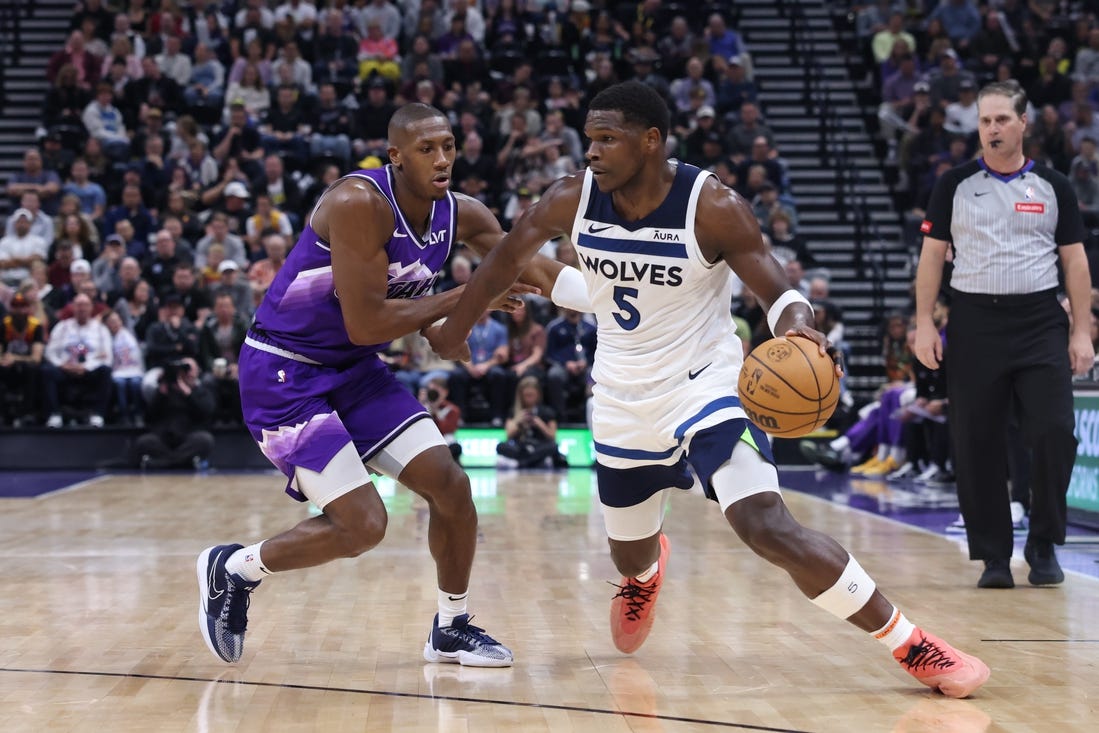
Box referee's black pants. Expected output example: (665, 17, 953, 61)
(946, 289, 1077, 561)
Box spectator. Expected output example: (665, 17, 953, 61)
(247, 231, 289, 297)
(495, 375, 568, 469)
(43, 64, 93, 147)
(47, 30, 101, 90)
(309, 83, 353, 167)
(114, 277, 156, 340)
(195, 212, 248, 270)
(726, 101, 775, 163)
(448, 310, 510, 426)
(82, 83, 131, 162)
(145, 229, 192, 293)
(926, 0, 982, 51)
(183, 43, 226, 121)
(43, 293, 112, 428)
(6, 150, 63, 216)
(0, 292, 46, 426)
(872, 12, 916, 64)
(56, 277, 110, 321)
(669, 56, 715, 114)
(132, 358, 215, 470)
(156, 33, 192, 87)
(102, 184, 155, 254)
(104, 309, 144, 425)
(224, 62, 271, 119)
(0, 209, 49, 288)
(259, 84, 312, 169)
(211, 259, 254, 321)
(63, 159, 108, 221)
(144, 292, 199, 369)
(312, 9, 359, 91)
(418, 375, 463, 462)
(91, 234, 127, 298)
(198, 292, 246, 425)
(358, 19, 401, 82)
(163, 265, 213, 325)
(246, 190, 291, 253)
(251, 154, 302, 217)
(544, 306, 596, 424)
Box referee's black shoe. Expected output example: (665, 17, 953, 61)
(977, 559, 1014, 589)
(1024, 540, 1064, 586)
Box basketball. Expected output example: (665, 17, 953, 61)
(738, 337, 839, 438)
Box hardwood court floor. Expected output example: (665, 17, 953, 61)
(1, 468, 1097, 732)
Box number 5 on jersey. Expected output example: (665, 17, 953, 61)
(612, 286, 641, 330)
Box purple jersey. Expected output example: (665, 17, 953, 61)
(250, 165, 456, 365)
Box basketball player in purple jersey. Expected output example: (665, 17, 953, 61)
(196, 103, 592, 666)
(427, 81, 989, 696)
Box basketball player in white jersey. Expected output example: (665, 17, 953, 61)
(426, 81, 989, 697)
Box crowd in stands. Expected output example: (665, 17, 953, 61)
(859, 0, 1099, 267)
(2, 0, 833, 441)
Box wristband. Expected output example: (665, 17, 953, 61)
(767, 289, 813, 336)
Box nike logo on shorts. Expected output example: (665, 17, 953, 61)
(688, 363, 712, 380)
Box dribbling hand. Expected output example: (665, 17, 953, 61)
(784, 327, 845, 379)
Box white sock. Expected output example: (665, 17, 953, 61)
(872, 607, 916, 652)
(889, 446, 906, 463)
(829, 436, 850, 452)
(438, 589, 468, 627)
(875, 444, 890, 461)
(634, 560, 659, 583)
(225, 542, 271, 582)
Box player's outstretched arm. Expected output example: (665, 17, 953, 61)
(321, 179, 469, 345)
(427, 176, 584, 360)
(455, 192, 588, 307)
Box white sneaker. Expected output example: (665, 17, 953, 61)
(914, 464, 943, 483)
(46, 414, 63, 429)
(886, 461, 916, 481)
(946, 513, 966, 533)
(88, 414, 105, 428)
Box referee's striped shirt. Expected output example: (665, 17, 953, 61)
(920, 158, 1085, 294)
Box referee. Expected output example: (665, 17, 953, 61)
(913, 80, 1095, 589)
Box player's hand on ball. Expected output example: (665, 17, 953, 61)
(423, 323, 471, 362)
(784, 327, 844, 378)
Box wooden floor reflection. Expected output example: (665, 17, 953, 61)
(1, 468, 1096, 732)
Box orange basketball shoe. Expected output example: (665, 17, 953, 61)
(894, 628, 990, 698)
(610, 534, 670, 654)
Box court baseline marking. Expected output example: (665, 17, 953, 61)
(0, 666, 814, 732)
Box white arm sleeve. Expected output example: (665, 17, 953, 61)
(550, 266, 594, 313)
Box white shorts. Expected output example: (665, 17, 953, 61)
(295, 419, 447, 509)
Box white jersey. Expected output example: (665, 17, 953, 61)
(569, 161, 743, 393)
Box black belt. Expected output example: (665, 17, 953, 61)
(950, 287, 1058, 306)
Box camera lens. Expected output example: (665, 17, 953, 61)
(426, 388, 440, 402)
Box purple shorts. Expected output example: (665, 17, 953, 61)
(239, 343, 429, 501)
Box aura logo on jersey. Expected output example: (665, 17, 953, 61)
(577, 253, 684, 286)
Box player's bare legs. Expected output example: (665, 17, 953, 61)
(726, 491, 989, 697)
(724, 492, 893, 629)
(398, 445, 478, 593)
(608, 535, 661, 578)
(258, 485, 389, 571)
(399, 445, 512, 666)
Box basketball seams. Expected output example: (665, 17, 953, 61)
(745, 352, 818, 403)
(738, 337, 839, 438)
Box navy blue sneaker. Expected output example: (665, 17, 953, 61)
(423, 613, 513, 667)
(197, 544, 261, 663)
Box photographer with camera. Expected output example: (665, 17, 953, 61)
(133, 357, 216, 470)
(418, 376, 462, 463)
(496, 376, 569, 469)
